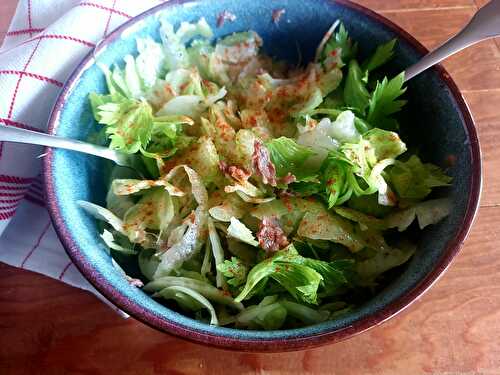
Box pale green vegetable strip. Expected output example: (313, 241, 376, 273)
(156, 286, 219, 325)
(144, 276, 244, 310)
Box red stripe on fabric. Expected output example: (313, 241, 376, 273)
(27, 188, 44, 199)
(37, 34, 95, 48)
(7, 38, 42, 119)
(58, 262, 73, 280)
(26, 187, 44, 200)
(0, 210, 16, 220)
(0, 202, 20, 211)
(6, 28, 44, 37)
(0, 118, 39, 131)
(79, 2, 132, 18)
(25, 194, 45, 207)
(30, 178, 43, 189)
(21, 220, 51, 267)
(0, 70, 63, 87)
(30, 181, 43, 191)
(0, 185, 28, 191)
(0, 197, 23, 204)
(28, 185, 44, 196)
(0, 191, 26, 197)
(27, 0, 33, 34)
(0, 175, 33, 184)
(103, 0, 118, 37)
(9, 34, 95, 51)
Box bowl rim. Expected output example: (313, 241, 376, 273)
(43, 0, 482, 352)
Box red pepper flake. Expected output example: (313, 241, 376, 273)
(252, 140, 278, 186)
(445, 154, 457, 167)
(280, 173, 296, 185)
(272, 8, 286, 25)
(278, 189, 295, 198)
(164, 84, 175, 96)
(219, 161, 251, 184)
(268, 108, 286, 123)
(217, 10, 237, 28)
(184, 211, 196, 224)
(179, 81, 189, 93)
(249, 116, 257, 126)
(326, 178, 337, 186)
(257, 216, 289, 253)
(282, 195, 293, 212)
(387, 190, 398, 205)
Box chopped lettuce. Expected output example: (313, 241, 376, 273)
(362, 39, 397, 73)
(154, 167, 208, 277)
(388, 155, 452, 200)
(156, 285, 219, 325)
(159, 17, 213, 71)
(235, 251, 323, 305)
(367, 72, 406, 130)
(385, 198, 451, 231)
(101, 229, 137, 255)
(236, 296, 288, 330)
(297, 210, 365, 252)
(227, 217, 259, 247)
(266, 137, 315, 179)
(207, 218, 226, 288)
(281, 300, 330, 325)
(216, 256, 248, 287)
(320, 128, 406, 207)
(236, 245, 353, 305)
(357, 241, 416, 283)
(144, 276, 243, 310)
(94, 98, 153, 154)
(321, 22, 358, 64)
(344, 60, 370, 114)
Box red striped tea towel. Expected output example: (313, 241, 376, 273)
(0, 0, 164, 308)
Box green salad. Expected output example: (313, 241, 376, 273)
(80, 18, 452, 329)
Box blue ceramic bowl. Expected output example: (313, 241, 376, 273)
(44, 0, 481, 351)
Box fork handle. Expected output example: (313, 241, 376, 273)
(0, 124, 120, 163)
(405, 0, 500, 81)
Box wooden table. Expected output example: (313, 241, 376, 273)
(1, 1, 500, 374)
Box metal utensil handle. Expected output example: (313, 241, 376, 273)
(405, 0, 500, 81)
(0, 124, 119, 163)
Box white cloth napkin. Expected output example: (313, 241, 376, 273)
(0, 0, 165, 307)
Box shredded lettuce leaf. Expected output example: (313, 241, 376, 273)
(362, 39, 397, 73)
(367, 72, 406, 130)
(216, 256, 248, 287)
(344, 60, 370, 114)
(227, 217, 259, 247)
(321, 22, 358, 64)
(266, 137, 315, 179)
(388, 155, 452, 200)
(144, 276, 243, 310)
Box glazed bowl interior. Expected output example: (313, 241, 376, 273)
(44, 0, 481, 351)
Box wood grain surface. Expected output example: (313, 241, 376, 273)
(1, 1, 500, 374)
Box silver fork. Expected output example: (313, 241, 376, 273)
(405, 0, 500, 81)
(0, 124, 136, 168)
